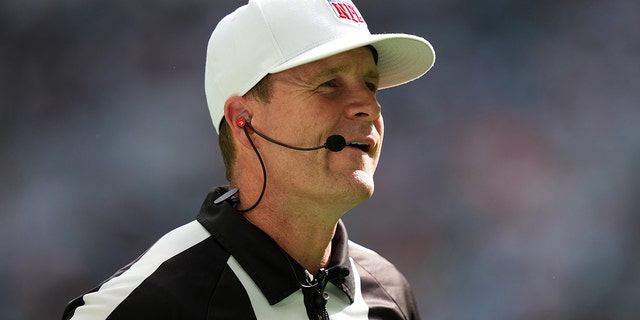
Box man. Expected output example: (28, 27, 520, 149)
(63, 0, 434, 319)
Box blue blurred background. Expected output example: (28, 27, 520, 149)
(2, 0, 639, 319)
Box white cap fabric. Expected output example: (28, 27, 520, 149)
(205, 0, 435, 133)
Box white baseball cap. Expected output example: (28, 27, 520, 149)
(205, 0, 435, 133)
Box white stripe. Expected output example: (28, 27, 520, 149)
(327, 258, 369, 320)
(227, 256, 369, 319)
(69, 220, 211, 320)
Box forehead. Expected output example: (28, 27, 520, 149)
(274, 47, 379, 81)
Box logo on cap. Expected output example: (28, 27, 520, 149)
(327, 0, 366, 25)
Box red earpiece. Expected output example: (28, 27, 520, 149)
(237, 116, 248, 128)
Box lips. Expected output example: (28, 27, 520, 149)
(346, 141, 371, 152)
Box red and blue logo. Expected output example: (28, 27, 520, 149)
(327, 0, 366, 24)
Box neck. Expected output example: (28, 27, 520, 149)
(243, 205, 339, 275)
(232, 153, 349, 274)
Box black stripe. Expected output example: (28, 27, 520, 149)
(106, 237, 231, 319)
(207, 265, 257, 319)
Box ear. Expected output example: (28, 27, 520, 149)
(223, 96, 254, 150)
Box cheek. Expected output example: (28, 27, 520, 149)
(289, 101, 331, 128)
(262, 105, 313, 137)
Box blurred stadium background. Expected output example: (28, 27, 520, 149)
(1, 0, 639, 319)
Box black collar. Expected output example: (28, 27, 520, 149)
(197, 187, 356, 305)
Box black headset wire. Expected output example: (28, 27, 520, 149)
(245, 121, 325, 151)
(237, 125, 267, 213)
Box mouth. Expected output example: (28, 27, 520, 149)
(347, 141, 371, 152)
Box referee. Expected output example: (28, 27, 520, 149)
(63, 0, 435, 319)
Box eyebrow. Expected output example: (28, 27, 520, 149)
(307, 64, 380, 83)
(311, 65, 349, 81)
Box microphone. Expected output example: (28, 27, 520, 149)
(325, 135, 347, 152)
(238, 116, 346, 152)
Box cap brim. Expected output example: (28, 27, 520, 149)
(269, 33, 435, 89)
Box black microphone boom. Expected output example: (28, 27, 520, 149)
(246, 122, 346, 152)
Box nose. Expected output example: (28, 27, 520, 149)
(344, 85, 381, 121)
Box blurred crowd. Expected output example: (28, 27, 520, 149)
(1, 0, 639, 319)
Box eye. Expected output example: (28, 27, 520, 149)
(365, 81, 378, 92)
(321, 79, 339, 88)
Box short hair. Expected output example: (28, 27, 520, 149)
(218, 74, 273, 181)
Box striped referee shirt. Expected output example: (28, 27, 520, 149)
(63, 187, 420, 319)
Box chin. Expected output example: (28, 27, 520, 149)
(322, 170, 375, 209)
(349, 171, 376, 199)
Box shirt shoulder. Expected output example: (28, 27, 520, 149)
(348, 241, 420, 320)
(64, 220, 252, 319)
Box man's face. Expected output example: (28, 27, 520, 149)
(248, 47, 383, 210)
